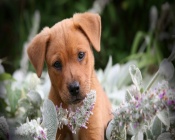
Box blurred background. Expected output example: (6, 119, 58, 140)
(0, 0, 175, 74)
(0, 1, 175, 139)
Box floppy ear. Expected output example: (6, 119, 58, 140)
(27, 27, 50, 77)
(73, 12, 101, 52)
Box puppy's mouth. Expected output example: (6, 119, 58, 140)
(72, 97, 84, 105)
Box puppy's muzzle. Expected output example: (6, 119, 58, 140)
(68, 81, 80, 96)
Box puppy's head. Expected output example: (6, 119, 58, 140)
(27, 12, 101, 105)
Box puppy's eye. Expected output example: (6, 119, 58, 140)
(53, 61, 62, 70)
(78, 52, 85, 61)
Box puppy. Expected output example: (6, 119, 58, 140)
(27, 12, 113, 140)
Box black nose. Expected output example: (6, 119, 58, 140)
(68, 81, 80, 96)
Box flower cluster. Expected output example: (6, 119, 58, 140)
(155, 81, 175, 110)
(14, 90, 96, 139)
(109, 80, 175, 139)
(56, 90, 96, 134)
(15, 118, 47, 140)
(56, 103, 69, 129)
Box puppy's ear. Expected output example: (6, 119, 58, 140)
(27, 27, 50, 77)
(73, 12, 101, 52)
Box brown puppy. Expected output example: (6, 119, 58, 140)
(27, 12, 113, 140)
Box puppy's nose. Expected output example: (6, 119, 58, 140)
(68, 81, 80, 96)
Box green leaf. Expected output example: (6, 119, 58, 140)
(145, 129, 153, 140)
(131, 31, 146, 54)
(168, 46, 175, 61)
(108, 4, 117, 23)
(18, 98, 31, 109)
(0, 98, 7, 115)
(157, 110, 170, 130)
(169, 111, 175, 125)
(6, 85, 21, 115)
(27, 90, 42, 108)
(0, 73, 14, 81)
(131, 131, 143, 140)
(157, 132, 172, 140)
(42, 99, 58, 140)
(151, 116, 162, 139)
(122, 53, 143, 63)
(138, 53, 157, 68)
(154, 40, 163, 63)
(125, 90, 133, 102)
(26, 106, 38, 119)
(106, 119, 114, 140)
(74, 3, 87, 12)
(129, 65, 142, 91)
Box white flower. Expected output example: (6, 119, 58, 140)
(27, 73, 41, 90)
(69, 90, 96, 133)
(56, 90, 96, 134)
(108, 80, 174, 140)
(15, 117, 47, 140)
(56, 103, 69, 129)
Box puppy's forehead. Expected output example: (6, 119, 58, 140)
(49, 19, 90, 53)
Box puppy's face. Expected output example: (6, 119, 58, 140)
(46, 21, 94, 104)
(27, 13, 101, 105)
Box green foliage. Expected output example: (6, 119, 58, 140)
(42, 99, 58, 140)
(6, 84, 21, 116)
(0, 73, 14, 81)
(0, 72, 43, 121)
(151, 117, 162, 139)
(18, 91, 43, 120)
(27, 90, 42, 108)
(1, 0, 175, 72)
(0, 98, 7, 117)
(122, 29, 162, 69)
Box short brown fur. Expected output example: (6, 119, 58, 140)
(27, 12, 113, 140)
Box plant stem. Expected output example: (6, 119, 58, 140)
(144, 71, 159, 92)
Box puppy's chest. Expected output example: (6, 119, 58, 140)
(65, 130, 79, 140)
(72, 130, 79, 140)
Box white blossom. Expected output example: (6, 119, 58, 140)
(15, 118, 47, 140)
(56, 90, 96, 134)
(108, 80, 175, 140)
